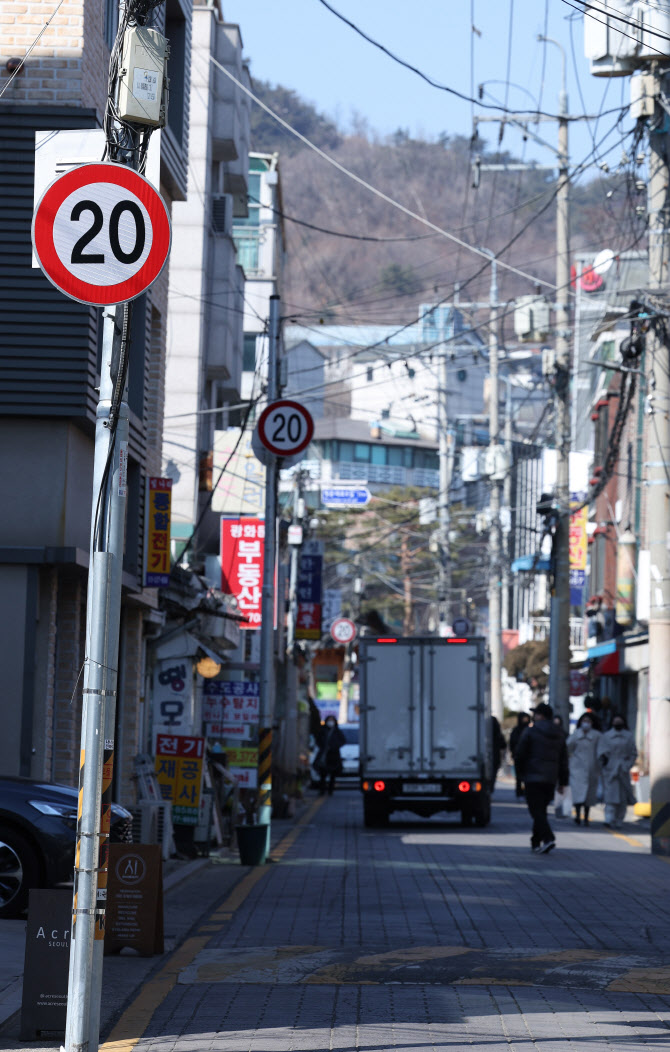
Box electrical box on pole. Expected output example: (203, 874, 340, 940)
(117, 26, 169, 127)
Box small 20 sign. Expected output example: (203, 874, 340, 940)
(257, 399, 314, 457)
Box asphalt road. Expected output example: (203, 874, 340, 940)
(3, 782, 670, 1051)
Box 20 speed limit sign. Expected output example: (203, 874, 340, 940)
(32, 162, 171, 306)
(330, 618, 357, 645)
(257, 399, 314, 457)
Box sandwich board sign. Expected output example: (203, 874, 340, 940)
(32, 161, 171, 305)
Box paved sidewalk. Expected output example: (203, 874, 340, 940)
(0, 807, 305, 1048)
(5, 788, 670, 1050)
(108, 785, 670, 1051)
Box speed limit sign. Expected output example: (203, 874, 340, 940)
(31, 162, 171, 306)
(257, 399, 314, 457)
(330, 618, 357, 645)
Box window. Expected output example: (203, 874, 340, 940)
(366, 366, 374, 382)
(243, 334, 257, 373)
(165, 0, 186, 146)
(237, 173, 262, 227)
(371, 445, 386, 465)
(338, 441, 353, 461)
(354, 443, 370, 462)
(387, 447, 404, 466)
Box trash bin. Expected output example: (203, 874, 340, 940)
(235, 823, 269, 866)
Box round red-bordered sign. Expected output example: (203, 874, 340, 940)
(32, 162, 171, 306)
(257, 399, 314, 457)
(330, 617, 357, 645)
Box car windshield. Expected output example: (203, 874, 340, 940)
(342, 727, 359, 745)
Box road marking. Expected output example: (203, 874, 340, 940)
(101, 796, 325, 1052)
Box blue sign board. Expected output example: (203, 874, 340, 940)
(321, 486, 371, 507)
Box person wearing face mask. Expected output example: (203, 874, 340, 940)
(567, 712, 601, 826)
(314, 716, 346, 796)
(596, 715, 637, 828)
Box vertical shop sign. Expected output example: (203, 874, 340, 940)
(569, 501, 588, 606)
(296, 542, 323, 640)
(220, 518, 265, 628)
(154, 734, 205, 825)
(153, 658, 193, 736)
(144, 478, 173, 587)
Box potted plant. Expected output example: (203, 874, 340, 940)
(235, 790, 269, 866)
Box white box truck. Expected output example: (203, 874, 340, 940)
(359, 636, 491, 827)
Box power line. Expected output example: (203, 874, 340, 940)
(210, 54, 558, 291)
(314, 0, 603, 121)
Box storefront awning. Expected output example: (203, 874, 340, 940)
(585, 638, 617, 659)
(511, 553, 551, 573)
(592, 649, 620, 677)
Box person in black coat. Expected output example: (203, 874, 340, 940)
(314, 716, 346, 795)
(514, 702, 569, 854)
(490, 716, 507, 792)
(509, 713, 531, 797)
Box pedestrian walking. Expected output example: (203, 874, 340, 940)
(567, 712, 601, 826)
(597, 715, 637, 828)
(314, 716, 346, 795)
(490, 715, 506, 792)
(513, 702, 569, 854)
(509, 712, 531, 797)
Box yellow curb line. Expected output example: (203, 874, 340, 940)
(101, 796, 325, 1052)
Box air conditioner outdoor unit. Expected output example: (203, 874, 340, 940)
(130, 802, 175, 860)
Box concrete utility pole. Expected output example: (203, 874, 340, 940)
(646, 68, 670, 857)
(502, 378, 513, 630)
(483, 250, 503, 722)
(258, 295, 281, 838)
(548, 37, 572, 728)
(437, 346, 453, 634)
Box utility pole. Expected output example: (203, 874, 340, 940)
(646, 67, 670, 857)
(474, 38, 572, 726)
(437, 345, 453, 633)
(549, 39, 572, 728)
(258, 294, 281, 838)
(483, 250, 503, 722)
(502, 378, 513, 630)
(64, 4, 168, 1047)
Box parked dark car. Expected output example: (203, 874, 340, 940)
(0, 776, 133, 918)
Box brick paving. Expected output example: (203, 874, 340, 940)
(122, 784, 670, 1051)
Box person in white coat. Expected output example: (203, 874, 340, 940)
(567, 713, 601, 826)
(596, 716, 637, 828)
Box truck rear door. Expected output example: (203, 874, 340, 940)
(424, 641, 482, 775)
(361, 640, 419, 773)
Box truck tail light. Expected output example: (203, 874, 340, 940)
(362, 780, 370, 791)
(374, 780, 386, 792)
(458, 781, 471, 793)
(376, 638, 397, 643)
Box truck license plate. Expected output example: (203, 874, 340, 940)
(403, 783, 440, 794)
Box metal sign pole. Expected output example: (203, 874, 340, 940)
(64, 304, 129, 1052)
(258, 296, 281, 837)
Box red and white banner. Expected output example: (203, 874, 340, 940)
(220, 518, 265, 629)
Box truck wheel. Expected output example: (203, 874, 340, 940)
(474, 792, 492, 827)
(363, 796, 388, 828)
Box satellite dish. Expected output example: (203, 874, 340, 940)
(593, 249, 615, 276)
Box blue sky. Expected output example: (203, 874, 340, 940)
(222, 0, 633, 179)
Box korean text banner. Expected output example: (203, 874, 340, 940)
(220, 518, 265, 629)
(154, 734, 204, 826)
(144, 477, 172, 587)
